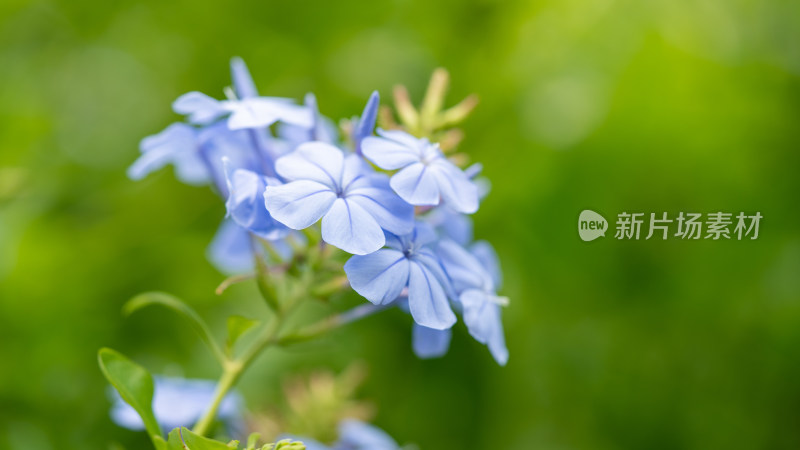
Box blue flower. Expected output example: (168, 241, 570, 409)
(361, 129, 479, 213)
(288, 419, 400, 450)
(109, 376, 242, 433)
(207, 220, 256, 274)
(229, 56, 259, 100)
(276, 93, 339, 150)
(344, 223, 456, 330)
(412, 323, 452, 358)
(265, 142, 413, 255)
(128, 123, 208, 185)
(224, 166, 288, 240)
(437, 239, 508, 365)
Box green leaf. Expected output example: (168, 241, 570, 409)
(245, 433, 261, 450)
(263, 440, 305, 450)
(166, 427, 238, 449)
(125, 292, 226, 365)
(226, 315, 260, 356)
(97, 348, 163, 442)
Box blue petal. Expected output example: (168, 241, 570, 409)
(407, 260, 456, 330)
(390, 162, 440, 206)
(437, 239, 492, 293)
(470, 240, 503, 290)
(412, 324, 452, 359)
(225, 169, 287, 240)
(344, 249, 409, 305)
(274, 141, 344, 189)
(460, 289, 508, 365)
(345, 174, 414, 236)
(129, 123, 207, 184)
(425, 207, 473, 245)
(429, 159, 479, 214)
(362, 133, 421, 170)
(321, 198, 385, 255)
(265, 180, 336, 229)
(172, 92, 226, 124)
(353, 91, 380, 154)
(341, 153, 373, 188)
(229, 57, 258, 99)
(226, 97, 309, 130)
(338, 419, 399, 450)
(206, 220, 254, 274)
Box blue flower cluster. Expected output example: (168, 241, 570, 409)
(131, 58, 508, 365)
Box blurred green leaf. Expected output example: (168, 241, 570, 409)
(226, 315, 259, 356)
(124, 292, 226, 365)
(166, 427, 237, 449)
(97, 348, 163, 444)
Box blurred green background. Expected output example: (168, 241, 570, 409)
(2, 0, 800, 448)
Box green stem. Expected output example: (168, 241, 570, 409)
(192, 317, 283, 436)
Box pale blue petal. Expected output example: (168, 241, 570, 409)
(129, 123, 206, 183)
(321, 198, 385, 255)
(412, 324, 452, 359)
(437, 239, 492, 293)
(407, 260, 456, 330)
(341, 154, 373, 188)
(274, 141, 344, 188)
(460, 289, 508, 365)
(338, 419, 399, 450)
(230, 57, 258, 99)
(377, 128, 424, 148)
(265, 180, 335, 230)
(390, 162, 440, 206)
(429, 159, 479, 214)
(344, 249, 409, 305)
(471, 240, 503, 289)
(225, 169, 287, 240)
(362, 135, 421, 170)
(173, 91, 226, 124)
(206, 220, 254, 274)
(346, 174, 414, 236)
(414, 247, 458, 300)
(353, 91, 379, 154)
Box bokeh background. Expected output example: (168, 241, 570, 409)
(2, 0, 800, 448)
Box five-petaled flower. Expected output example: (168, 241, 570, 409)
(265, 142, 414, 255)
(361, 129, 479, 213)
(344, 223, 456, 330)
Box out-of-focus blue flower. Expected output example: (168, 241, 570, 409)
(412, 323, 452, 358)
(224, 166, 288, 240)
(277, 93, 339, 150)
(423, 206, 474, 246)
(230, 56, 259, 100)
(109, 376, 242, 433)
(207, 220, 255, 274)
(288, 419, 400, 450)
(173, 92, 312, 130)
(344, 223, 456, 330)
(437, 239, 508, 365)
(128, 123, 208, 185)
(361, 129, 479, 213)
(265, 142, 413, 255)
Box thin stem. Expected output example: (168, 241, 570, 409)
(277, 303, 390, 346)
(192, 317, 284, 436)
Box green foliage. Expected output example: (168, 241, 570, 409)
(165, 428, 304, 450)
(226, 315, 260, 356)
(125, 291, 226, 365)
(97, 348, 163, 445)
